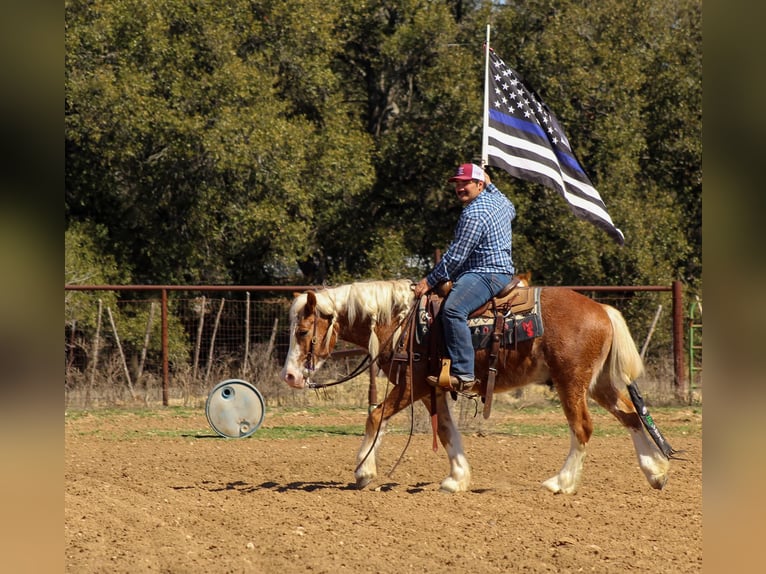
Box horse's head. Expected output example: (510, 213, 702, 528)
(281, 290, 339, 389)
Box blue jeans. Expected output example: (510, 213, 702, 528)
(441, 272, 515, 381)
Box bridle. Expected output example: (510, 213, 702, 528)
(300, 300, 417, 390)
(301, 306, 373, 389)
(302, 307, 336, 385)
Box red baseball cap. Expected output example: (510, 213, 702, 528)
(448, 163, 485, 182)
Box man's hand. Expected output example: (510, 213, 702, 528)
(413, 277, 430, 298)
(484, 170, 491, 185)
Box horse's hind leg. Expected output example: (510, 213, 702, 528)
(542, 381, 593, 494)
(420, 392, 471, 492)
(590, 374, 670, 490)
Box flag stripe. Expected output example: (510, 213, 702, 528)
(487, 124, 607, 207)
(488, 143, 623, 240)
(489, 110, 587, 177)
(485, 48, 624, 245)
(487, 137, 619, 227)
(488, 109, 550, 147)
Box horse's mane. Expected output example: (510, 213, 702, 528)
(290, 279, 414, 358)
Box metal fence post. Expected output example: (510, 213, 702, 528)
(162, 288, 169, 406)
(672, 280, 686, 401)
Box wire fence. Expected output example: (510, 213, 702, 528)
(64, 284, 695, 410)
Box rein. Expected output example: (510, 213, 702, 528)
(303, 304, 412, 390)
(306, 354, 372, 389)
(354, 300, 421, 476)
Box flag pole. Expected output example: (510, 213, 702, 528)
(481, 24, 491, 168)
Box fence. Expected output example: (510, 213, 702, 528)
(64, 281, 692, 408)
(688, 297, 703, 402)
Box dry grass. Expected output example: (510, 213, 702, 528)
(65, 347, 698, 412)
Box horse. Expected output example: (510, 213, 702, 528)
(280, 279, 676, 494)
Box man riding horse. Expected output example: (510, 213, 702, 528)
(414, 163, 516, 393)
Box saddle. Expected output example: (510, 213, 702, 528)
(413, 277, 542, 418)
(433, 277, 536, 318)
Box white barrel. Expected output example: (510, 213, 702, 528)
(205, 379, 265, 438)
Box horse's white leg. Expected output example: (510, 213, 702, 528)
(594, 305, 672, 489)
(354, 410, 386, 489)
(590, 379, 671, 490)
(542, 430, 586, 494)
(433, 393, 471, 493)
(630, 427, 670, 489)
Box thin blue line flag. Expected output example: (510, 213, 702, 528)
(485, 48, 625, 245)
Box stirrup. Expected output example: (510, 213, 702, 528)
(426, 375, 475, 393)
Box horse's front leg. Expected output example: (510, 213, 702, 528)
(542, 379, 593, 494)
(541, 430, 587, 494)
(354, 372, 418, 489)
(354, 404, 387, 489)
(421, 391, 472, 492)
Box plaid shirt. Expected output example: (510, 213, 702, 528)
(427, 183, 515, 285)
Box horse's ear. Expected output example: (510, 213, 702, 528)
(292, 292, 301, 298)
(304, 291, 317, 316)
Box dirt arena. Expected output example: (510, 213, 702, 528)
(65, 401, 702, 573)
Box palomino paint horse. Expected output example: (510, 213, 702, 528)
(281, 279, 675, 493)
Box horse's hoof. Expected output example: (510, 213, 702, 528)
(355, 475, 374, 489)
(648, 473, 668, 490)
(542, 476, 578, 494)
(542, 476, 562, 493)
(439, 477, 465, 493)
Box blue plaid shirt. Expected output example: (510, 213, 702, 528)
(426, 183, 515, 285)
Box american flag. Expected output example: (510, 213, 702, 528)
(485, 48, 625, 245)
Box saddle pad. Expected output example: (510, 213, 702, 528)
(467, 309, 543, 350)
(467, 317, 495, 349)
(506, 287, 544, 345)
(505, 311, 544, 346)
(466, 288, 543, 349)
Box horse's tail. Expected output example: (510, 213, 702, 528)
(602, 304, 644, 385)
(603, 304, 681, 460)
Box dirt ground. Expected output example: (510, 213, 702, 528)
(65, 402, 702, 573)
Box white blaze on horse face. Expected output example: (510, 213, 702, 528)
(281, 332, 307, 388)
(281, 297, 310, 388)
(281, 312, 330, 389)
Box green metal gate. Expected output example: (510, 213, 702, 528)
(687, 297, 702, 404)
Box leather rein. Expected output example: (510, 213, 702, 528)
(302, 303, 417, 390)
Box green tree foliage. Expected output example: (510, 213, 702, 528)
(326, 0, 483, 278)
(490, 0, 698, 292)
(65, 221, 129, 330)
(66, 0, 701, 294)
(66, 0, 374, 285)
(640, 0, 702, 290)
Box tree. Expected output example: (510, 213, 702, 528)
(66, 0, 701, 292)
(640, 0, 702, 291)
(328, 0, 486, 278)
(488, 0, 697, 288)
(65, 0, 375, 285)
